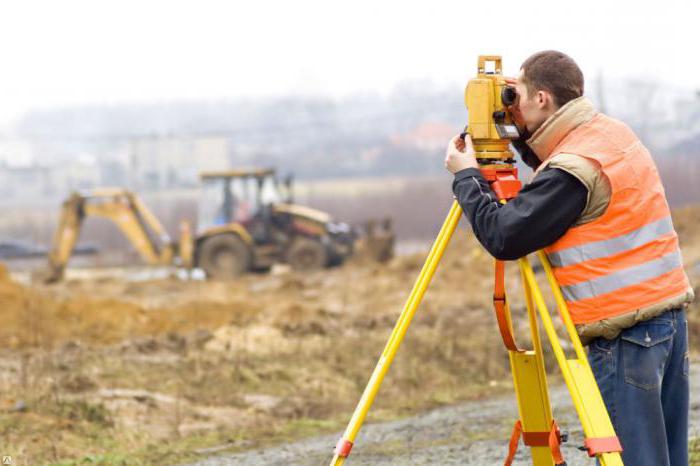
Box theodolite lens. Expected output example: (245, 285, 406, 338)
(501, 86, 517, 106)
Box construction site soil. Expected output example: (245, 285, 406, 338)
(1, 206, 699, 465)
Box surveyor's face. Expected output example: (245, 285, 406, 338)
(513, 70, 549, 134)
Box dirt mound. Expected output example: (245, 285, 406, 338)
(0, 261, 24, 300)
(0, 268, 264, 349)
(3, 205, 699, 353)
(0, 221, 495, 354)
(0, 262, 49, 348)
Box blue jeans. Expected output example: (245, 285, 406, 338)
(587, 308, 690, 466)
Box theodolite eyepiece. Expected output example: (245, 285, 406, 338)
(501, 86, 517, 106)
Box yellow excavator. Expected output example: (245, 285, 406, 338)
(43, 168, 388, 282)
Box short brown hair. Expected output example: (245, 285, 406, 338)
(521, 50, 584, 108)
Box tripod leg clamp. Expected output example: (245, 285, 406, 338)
(334, 438, 353, 458)
(583, 436, 623, 457)
(504, 420, 566, 466)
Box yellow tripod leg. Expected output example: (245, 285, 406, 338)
(496, 260, 561, 466)
(517, 254, 624, 466)
(329, 201, 463, 465)
(509, 349, 558, 466)
(501, 263, 558, 465)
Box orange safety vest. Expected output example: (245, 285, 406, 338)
(542, 113, 690, 324)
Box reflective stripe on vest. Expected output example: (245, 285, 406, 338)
(547, 216, 675, 267)
(559, 249, 683, 302)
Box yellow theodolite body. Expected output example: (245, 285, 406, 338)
(464, 55, 520, 161)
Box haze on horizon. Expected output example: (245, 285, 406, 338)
(0, 0, 696, 127)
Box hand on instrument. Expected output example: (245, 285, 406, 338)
(444, 134, 478, 173)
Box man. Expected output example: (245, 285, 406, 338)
(444, 50, 693, 466)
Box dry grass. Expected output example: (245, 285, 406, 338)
(692, 437, 700, 466)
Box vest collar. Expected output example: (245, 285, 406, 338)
(526, 96, 597, 161)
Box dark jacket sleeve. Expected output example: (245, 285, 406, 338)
(452, 167, 588, 260)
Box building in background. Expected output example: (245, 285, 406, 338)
(389, 121, 458, 152)
(0, 134, 234, 200)
(0, 163, 52, 198)
(128, 135, 231, 190)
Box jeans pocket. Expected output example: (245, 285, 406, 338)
(588, 338, 615, 375)
(589, 341, 609, 366)
(621, 320, 675, 391)
(590, 336, 616, 354)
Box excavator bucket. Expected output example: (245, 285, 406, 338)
(355, 217, 395, 263)
(35, 264, 65, 284)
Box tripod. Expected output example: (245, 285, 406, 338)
(328, 55, 623, 465)
(328, 193, 623, 465)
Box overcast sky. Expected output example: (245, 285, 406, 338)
(0, 0, 696, 126)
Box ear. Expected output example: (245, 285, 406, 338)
(536, 90, 554, 110)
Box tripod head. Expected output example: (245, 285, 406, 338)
(462, 55, 522, 200)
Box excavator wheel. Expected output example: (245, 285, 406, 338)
(287, 237, 328, 271)
(198, 234, 251, 280)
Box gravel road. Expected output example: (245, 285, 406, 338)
(193, 363, 699, 465)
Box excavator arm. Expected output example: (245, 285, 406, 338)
(44, 193, 84, 282)
(43, 189, 176, 283)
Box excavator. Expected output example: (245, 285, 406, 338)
(43, 168, 392, 282)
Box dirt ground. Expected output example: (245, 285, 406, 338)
(1, 206, 699, 465)
(191, 362, 700, 465)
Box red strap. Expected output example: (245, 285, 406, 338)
(334, 438, 353, 457)
(493, 261, 523, 352)
(584, 436, 623, 457)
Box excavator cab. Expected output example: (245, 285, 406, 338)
(198, 169, 281, 233)
(194, 168, 357, 278)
